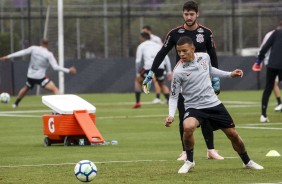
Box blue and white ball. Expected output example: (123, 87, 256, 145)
(74, 160, 97, 182)
(0, 92, 10, 103)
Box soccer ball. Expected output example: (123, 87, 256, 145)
(74, 160, 97, 182)
(0, 92, 10, 103)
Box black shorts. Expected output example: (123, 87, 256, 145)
(26, 77, 51, 89)
(183, 103, 234, 130)
(140, 69, 166, 82)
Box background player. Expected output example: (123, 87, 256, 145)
(133, 32, 170, 108)
(0, 39, 77, 108)
(142, 25, 172, 104)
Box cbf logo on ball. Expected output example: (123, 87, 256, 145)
(48, 118, 55, 133)
(196, 34, 204, 43)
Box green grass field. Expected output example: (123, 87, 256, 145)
(0, 91, 282, 184)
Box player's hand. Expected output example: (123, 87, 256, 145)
(165, 116, 174, 127)
(252, 58, 262, 72)
(231, 69, 243, 78)
(211, 77, 220, 95)
(142, 70, 154, 94)
(69, 66, 77, 74)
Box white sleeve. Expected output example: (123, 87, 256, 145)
(7, 47, 33, 59)
(169, 72, 182, 117)
(48, 53, 70, 73)
(210, 67, 231, 78)
(164, 56, 172, 73)
(135, 45, 143, 73)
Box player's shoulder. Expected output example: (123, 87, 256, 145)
(195, 52, 210, 61)
(197, 24, 213, 34)
(167, 25, 186, 35)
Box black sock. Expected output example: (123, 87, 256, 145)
(164, 94, 169, 101)
(239, 152, 250, 165)
(14, 98, 22, 106)
(262, 105, 267, 117)
(200, 122, 214, 149)
(135, 92, 141, 103)
(156, 93, 160, 99)
(277, 97, 281, 105)
(186, 148, 194, 162)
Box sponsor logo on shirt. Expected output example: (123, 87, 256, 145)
(197, 28, 204, 33)
(178, 28, 185, 33)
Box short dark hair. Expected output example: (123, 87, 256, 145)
(142, 25, 152, 31)
(183, 1, 198, 13)
(140, 32, 151, 40)
(177, 36, 194, 46)
(41, 38, 48, 46)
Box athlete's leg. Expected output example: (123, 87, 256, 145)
(153, 77, 161, 103)
(158, 81, 169, 102)
(133, 75, 143, 108)
(262, 68, 277, 117)
(44, 81, 60, 94)
(13, 85, 30, 107)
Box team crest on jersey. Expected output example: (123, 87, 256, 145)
(178, 28, 185, 33)
(197, 28, 204, 33)
(196, 34, 204, 43)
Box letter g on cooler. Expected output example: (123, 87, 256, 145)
(48, 117, 55, 133)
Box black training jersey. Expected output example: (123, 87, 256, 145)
(151, 24, 218, 72)
(258, 29, 282, 70)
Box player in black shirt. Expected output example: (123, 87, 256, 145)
(143, 1, 223, 160)
(253, 22, 282, 122)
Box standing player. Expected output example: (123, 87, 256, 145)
(133, 32, 170, 108)
(165, 36, 263, 173)
(142, 25, 172, 104)
(0, 39, 77, 108)
(253, 21, 282, 116)
(143, 1, 223, 160)
(252, 21, 282, 122)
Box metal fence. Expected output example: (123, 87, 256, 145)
(1, 0, 282, 60)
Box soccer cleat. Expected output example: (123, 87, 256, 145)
(207, 149, 224, 160)
(274, 104, 282, 111)
(177, 151, 187, 161)
(244, 160, 264, 170)
(152, 98, 162, 104)
(12, 104, 18, 108)
(132, 103, 141, 109)
(252, 63, 262, 72)
(260, 115, 269, 123)
(178, 160, 195, 174)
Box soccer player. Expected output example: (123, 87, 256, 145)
(142, 25, 172, 104)
(0, 39, 77, 108)
(133, 32, 170, 108)
(143, 1, 222, 160)
(165, 36, 263, 173)
(252, 21, 282, 122)
(253, 21, 282, 120)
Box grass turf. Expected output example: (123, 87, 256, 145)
(0, 91, 281, 184)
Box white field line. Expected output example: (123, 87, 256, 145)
(0, 158, 239, 168)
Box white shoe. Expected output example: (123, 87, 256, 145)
(274, 104, 282, 111)
(244, 160, 264, 170)
(178, 160, 195, 174)
(177, 151, 187, 161)
(260, 115, 269, 123)
(152, 98, 161, 104)
(12, 104, 18, 108)
(207, 149, 224, 160)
